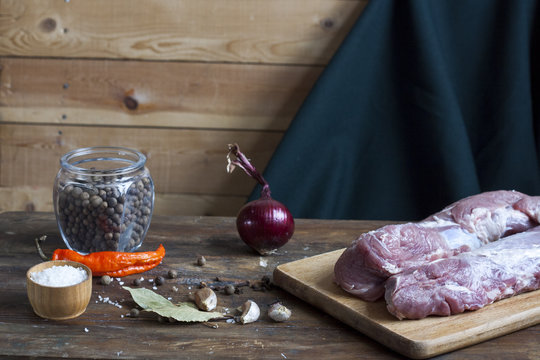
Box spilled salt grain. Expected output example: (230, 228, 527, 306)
(31, 265, 87, 287)
(97, 295, 123, 308)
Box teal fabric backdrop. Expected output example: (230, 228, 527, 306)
(249, 0, 540, 221)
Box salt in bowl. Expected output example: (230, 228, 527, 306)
(26, 260, 92, 320)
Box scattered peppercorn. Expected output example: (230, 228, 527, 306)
(168, 269, 178, 279)
(129, 308, 140, 318)
(100, 275, 112, 285)
(133, 278, 141, 286)
(196, 255, 206, 266)
(155, 276, 165, 286)
(224, 284, 235, 295)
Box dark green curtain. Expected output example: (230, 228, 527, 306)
(249, 0, 540, 221)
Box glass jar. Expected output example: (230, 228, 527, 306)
(53, 147, 154, 254)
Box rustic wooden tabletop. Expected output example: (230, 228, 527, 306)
(0, 212, 538, 359)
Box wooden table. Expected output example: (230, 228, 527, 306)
(1, 212, 538, 359)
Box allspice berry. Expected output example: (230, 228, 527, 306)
(224, 284, 235, 295)
(168, 269, 178, 279)
(196, 255, 206, 266)
(129, 308, 140, 318)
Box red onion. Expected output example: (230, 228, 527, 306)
(227, 144, 294, 255)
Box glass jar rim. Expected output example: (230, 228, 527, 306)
(60, 146, 147, 176)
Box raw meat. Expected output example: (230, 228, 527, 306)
(334, 190, 539, 301)
(385, 225, 540, 319)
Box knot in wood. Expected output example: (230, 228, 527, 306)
(123, 96, 139, 111)
(320, 18, 335, 30)
(40, 18, 57, 33)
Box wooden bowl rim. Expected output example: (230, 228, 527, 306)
(27, 260, 92, 288)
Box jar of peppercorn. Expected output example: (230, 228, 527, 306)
(53, 147, 154, 254)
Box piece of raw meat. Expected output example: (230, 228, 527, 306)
(334, 190, 539, 301)
(385, 225, 540, 319)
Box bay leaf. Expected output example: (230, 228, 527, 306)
(123, 286, 223, 322)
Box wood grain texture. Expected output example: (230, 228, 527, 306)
(0, 57, 321, 131)
(1, 212, 539, 360)
(0, 185, 246, 216)
(0, 124, 281, 212)
(0, 0, 368, 64)
(0, 0, 369, 215)
(274, 250, 540, 359)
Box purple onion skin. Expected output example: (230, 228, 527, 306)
(236, 198, 295, 255)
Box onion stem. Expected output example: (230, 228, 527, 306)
(227, 143, 271, 198)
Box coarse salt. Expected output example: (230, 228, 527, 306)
(97, 295, 123, 308)
(30, 265, 87, 287)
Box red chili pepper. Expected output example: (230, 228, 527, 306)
(51, 244, 165, 277)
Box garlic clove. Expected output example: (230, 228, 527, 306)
(268, 302, 291, 322)
(239, 300, 260, 324)
(194, 287, 217, 311)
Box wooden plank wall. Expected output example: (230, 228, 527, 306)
(0, 0, 368, 216)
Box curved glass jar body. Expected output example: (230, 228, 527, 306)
(53, 147, 154, 254)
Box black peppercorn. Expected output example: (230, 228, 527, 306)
(155, 276, 165, 286)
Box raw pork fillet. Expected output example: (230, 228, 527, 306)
(385, 225, 540, 319)
(334, 190, 539, 301)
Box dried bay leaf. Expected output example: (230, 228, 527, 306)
(123, 286, 223, 322)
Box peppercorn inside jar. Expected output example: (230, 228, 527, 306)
(53, 147, 154, 254)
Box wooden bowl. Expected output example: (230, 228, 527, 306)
(26, 260, 92, 320)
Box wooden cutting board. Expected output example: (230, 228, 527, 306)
(273, 249, 540, 359)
